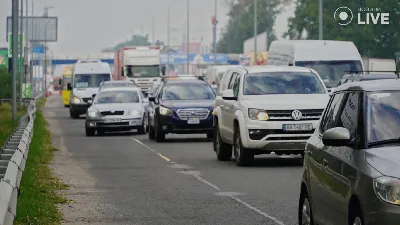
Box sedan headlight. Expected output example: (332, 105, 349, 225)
(87, 109, 99, 118)
(73, 96, 81, 103)
(159, 106, 173, 116)
(373, 176, 400, 205)
(248, 108, 269, 121)
(128, 109, 141, 117)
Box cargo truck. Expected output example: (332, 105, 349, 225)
(113, 46, 165, 95)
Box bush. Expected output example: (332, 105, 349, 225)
(0, 67, 22, 99)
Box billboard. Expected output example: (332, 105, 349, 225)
(6, 17, 58, 42)
(0, 48, 8, 69)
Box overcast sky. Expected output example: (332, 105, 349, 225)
(0, 0, 295, 55)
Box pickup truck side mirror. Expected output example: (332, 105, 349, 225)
(67, 83, 72, 90)
(222, 89, 237, 101)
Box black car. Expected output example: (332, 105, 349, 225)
(148, 76, 216, 142)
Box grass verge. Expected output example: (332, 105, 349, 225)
(15, 101, 68, 225)
(0, 103, 26, 148)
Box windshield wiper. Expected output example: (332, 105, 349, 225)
(368, 138, 400, 147)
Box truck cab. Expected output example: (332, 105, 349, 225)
(114, 46, 165, 95)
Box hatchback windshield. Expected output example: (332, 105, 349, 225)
(101, 83, 135, 89)
(162, 83, 215, 100)
(74, 74, 111, 88)
(296, 60, 363, 88)
(367, 91, 400, 144)
(95, 91, 140, 104)
(243, 72, 326, 95)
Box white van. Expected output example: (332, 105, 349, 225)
(267, 40, 364, 90)
(68, 60, 112, 118)
(206, 65, 241, 86)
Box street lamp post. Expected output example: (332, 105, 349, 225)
(212, 0, 217, 64)
(12, 0, 19, 120)
(319, 0, 323, 40)
(186, 0, 190, 74)
(167, 8, 170, 74)
(253, 0, 257, 65)
(19, 0, 24, 107)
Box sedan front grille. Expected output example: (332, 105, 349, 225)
(100, 111, 124, 116)
(176, 108, 210, 120)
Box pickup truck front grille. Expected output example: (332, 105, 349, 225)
(266, 109, 324, 121)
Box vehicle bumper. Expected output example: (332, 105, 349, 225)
(365, 201, 400, 225)
(157, 114, 213, 134)
(240, 117, 319, 151)
(86, 116, 143, 131)
(70, 103, 90, 114)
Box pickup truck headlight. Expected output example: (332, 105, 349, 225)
(128, 109, 141, 117)
(159, 106, 173, 116)
(248, 108, 269, 121)
(73, 96, 81, 103)
(373, 176, 400, 205)
(87, 109, 99, 118)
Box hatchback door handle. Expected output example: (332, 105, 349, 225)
(323, 159, 329, 168)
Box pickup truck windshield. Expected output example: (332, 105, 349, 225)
(296, 60, 363, 88)
(367, 91, 400, 145)
(126, 65, 160, 77)
(243, 72, 326, 95)
(74, 74, 111, 88)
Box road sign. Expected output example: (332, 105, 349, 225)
(32, 46, 45, 53)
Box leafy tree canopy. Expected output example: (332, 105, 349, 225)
(284, 0, 400, 58)
(216, 0, 291, 53)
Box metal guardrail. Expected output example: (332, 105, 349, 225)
(0, 95, 40, 224)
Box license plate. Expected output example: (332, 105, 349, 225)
(104, 118, 121, 123)
(283, 123, 313, 131)
(187, 118, 200, 124)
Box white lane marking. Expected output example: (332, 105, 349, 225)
(229, 195, 286, 225)
(133, 138, 156, 153)
(132, 138, 284, 225)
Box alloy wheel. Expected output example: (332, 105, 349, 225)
(301, 198, 311, 225)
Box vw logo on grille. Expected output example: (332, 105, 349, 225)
(291, 110, 302, 120)
(191, 111, 196, 115)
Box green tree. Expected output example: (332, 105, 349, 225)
(217, 0, 290, 53)
(284, 0, 400, 58)
(102, 34, 151, 52)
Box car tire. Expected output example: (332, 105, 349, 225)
(298, 189, 314, 225)
(155, 125, 165, 142)
(206, 131, 213, 139)
(138, 115, 148, 134)
(97, 129, 105, 136)
(213, 124, 232, 161)
(233, 124, 254, 166)
(349, 205, 364, 225)
(70, 108, 79, 119)
(85, 127, 95, 136)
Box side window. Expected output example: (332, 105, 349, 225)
(337, 92, 359, 138)
(320, 93, 346, 133)
(232, 75, 241, 97)
(228, 73, 238, 89)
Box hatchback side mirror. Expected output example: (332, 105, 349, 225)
(322, 127, 351, 146)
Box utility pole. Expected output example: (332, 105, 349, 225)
(19, 0, 24, 106)
(212, 0, 217, 64)
(152, 17, 155, 45)
(166, 8, 170, 74)
(253, 0, 257, 65)
(186, 0, 190, 74)
(30, 0, 34, 97)
(12, 0, 19, 120)
(319, 0, 323, 40)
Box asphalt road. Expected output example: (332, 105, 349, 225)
(45, 95, 303, 225)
